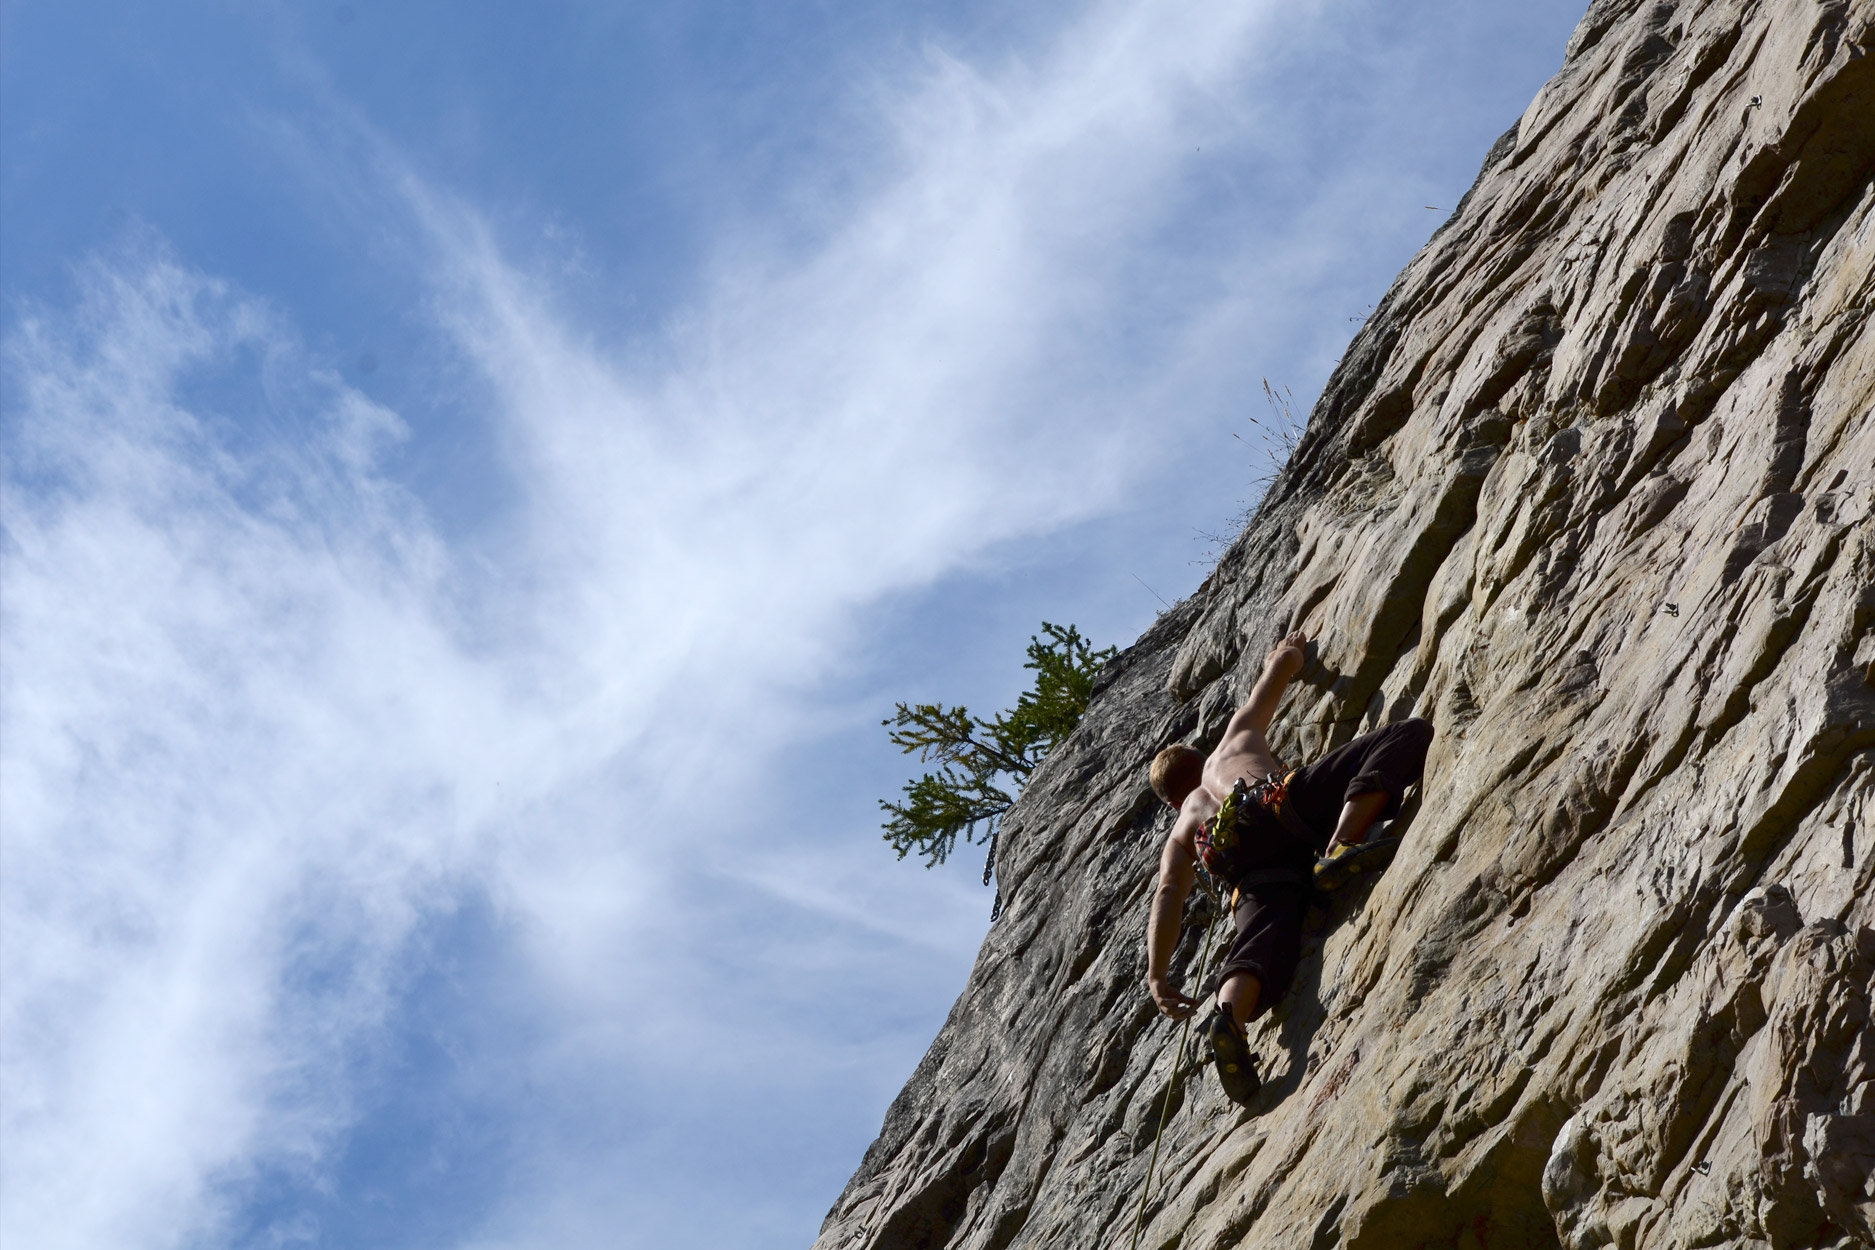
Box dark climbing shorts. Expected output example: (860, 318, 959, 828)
(1213, 718, 1434, 1019)
(1215, 883, 1309, 1021)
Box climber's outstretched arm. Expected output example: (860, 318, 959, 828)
(1221, 629, 1309, 747)
(1145, 822, 1200, 1020)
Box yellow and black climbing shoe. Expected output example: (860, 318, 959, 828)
(1313, 835, 1402, 892)
(1205, 1005, 1261, 1107)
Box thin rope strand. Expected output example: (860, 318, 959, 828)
(1126, 890, 1226, 1250)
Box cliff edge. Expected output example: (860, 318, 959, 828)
(816, 1, 1875, 1246)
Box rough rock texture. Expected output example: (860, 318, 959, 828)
(815, 2, 1875, 1247)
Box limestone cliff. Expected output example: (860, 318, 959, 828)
(815, 1, 1875, 1246)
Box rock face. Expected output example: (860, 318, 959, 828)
(814, 1, 1875, 1247)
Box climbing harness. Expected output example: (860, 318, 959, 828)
(1192, 770, 1315, 887)
(1127, 881, 1230, 1250)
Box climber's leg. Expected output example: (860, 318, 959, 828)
(1287, 717, 1435, 845)
(1204, 889, 1301, 1108)
(1218, 970, 1260, 1029)
(1325, 790, 1390, 852)
(1213, 887, 1306, 1024)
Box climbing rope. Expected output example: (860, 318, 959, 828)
(1127, 882, 1228, 1250)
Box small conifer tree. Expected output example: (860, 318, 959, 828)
(881, 624, 1116, 913)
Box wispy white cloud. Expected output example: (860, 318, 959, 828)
(2, 250, 478, 1250)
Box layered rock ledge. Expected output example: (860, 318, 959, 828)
(816, 1, 1874, 1246)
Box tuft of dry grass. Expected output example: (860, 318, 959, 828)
(1243, 378, 1303, 489)
(1195, 378, 1308, 563)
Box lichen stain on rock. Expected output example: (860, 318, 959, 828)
(814, 1, 1875, 1247)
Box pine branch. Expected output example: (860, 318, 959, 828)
(880, 769, 1013, 867)
(878, 622, 1114, 879)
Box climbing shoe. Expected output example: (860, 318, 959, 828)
(1204, 1005, 1261, 1107)
(1313, 835, 1403, 892)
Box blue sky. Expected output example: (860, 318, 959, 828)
(1, 2, 1586, 1247)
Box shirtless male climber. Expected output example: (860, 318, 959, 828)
(1144, 629, 1433, 1106)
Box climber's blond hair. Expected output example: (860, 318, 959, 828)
(1149, 745, 1204, 806)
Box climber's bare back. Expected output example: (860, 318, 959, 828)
(1202, 729, 1283, 801)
